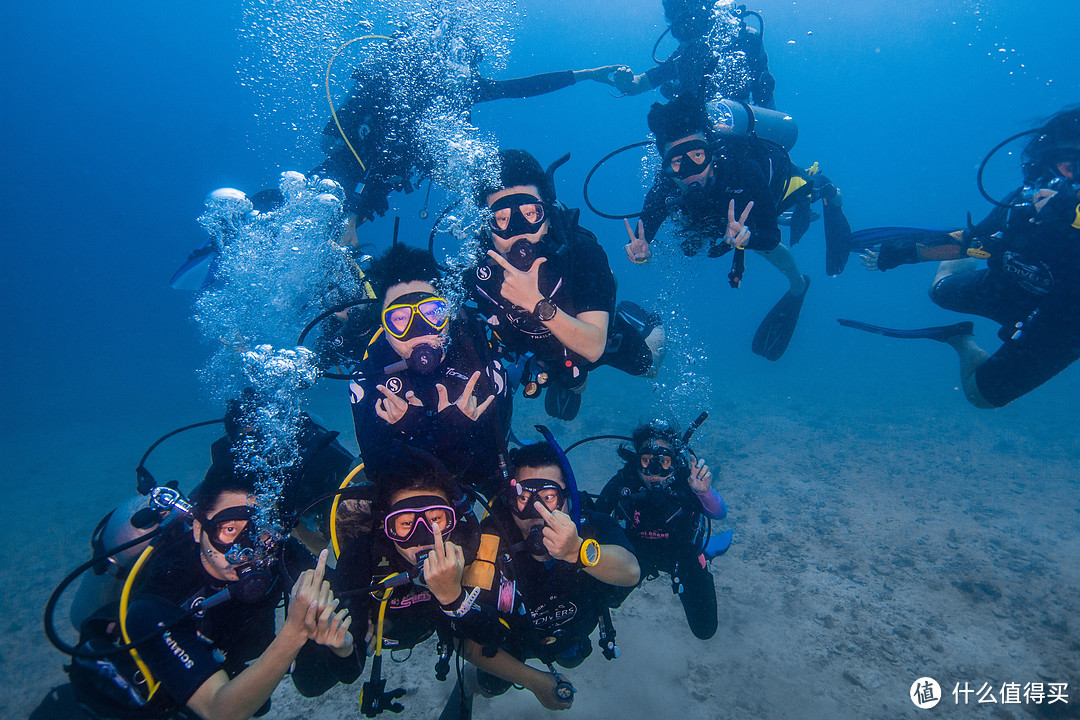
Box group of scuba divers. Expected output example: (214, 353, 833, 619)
(41, 1, 1080, 719)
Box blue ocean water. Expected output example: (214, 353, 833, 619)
(2, 1, 1078, 718)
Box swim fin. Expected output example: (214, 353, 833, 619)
(704, 529, 733, 560)
(437, 685, 474, 720)
(848, 226, 956, 250)
(785, 200, 818, 246)
(169, 241, 217, 290)
(837, 318, 974, 342)
(545, 383, 582, 421)
(823, 202, 853, 276)
(752, 275, 810, 361)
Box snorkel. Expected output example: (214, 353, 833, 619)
(534, 424, 582, 527)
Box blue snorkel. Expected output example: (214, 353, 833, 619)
(534, 424, 581, 527)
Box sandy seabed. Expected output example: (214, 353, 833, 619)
(4, 363, 1078, 720)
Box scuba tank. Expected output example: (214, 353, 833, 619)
(69, 494, 182, 631)
(707, 98, 799, 152)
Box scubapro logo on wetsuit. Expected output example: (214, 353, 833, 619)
(385, 377, 403, 394)
(162, 631, 195, 670)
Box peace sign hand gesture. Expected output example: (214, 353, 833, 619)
(725, 199, 754, 248)
(436, 371, 495, 421)
(624, 218, 651, 264)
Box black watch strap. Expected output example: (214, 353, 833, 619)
(534, 296, 558, 322)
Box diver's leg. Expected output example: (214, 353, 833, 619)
(676, 558, 718, 640)
(941, 334, 993, 408)
(756, 243, 807, 295)
(930, 257, 978, 293)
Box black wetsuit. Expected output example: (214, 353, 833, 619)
(316, 70, 581, 223)
(467, 207, 655, 383)
(645, 28, 775, 109)
(931, 187, 1080, 406)
(332, 486, 493, 653)
(641, 154, 781, 255)
(595, 465, 726, 640)
(470, 510, 636, 694)
(344, 316, 509, 499)
(203, 414, 356, 526)
(124, 539, 361, 715)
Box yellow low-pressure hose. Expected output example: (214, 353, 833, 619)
(330, 462, 367, 558)
(119, 544, 161, 698)
(325, 35, 392, 173)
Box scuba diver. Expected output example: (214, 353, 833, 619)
(324, 243, 510, 499)
(625, 96, 811, 360)
(169, 172, 354, 292)
(315, 25, 623, 247)
(598, 0, 852, 275)
(612, 0, 776, 109)
(841, 106, 1080, 408)
(47, 474, 360, 720)
(203, 389, 357, 532)
(594, 420, 729, 640)
(441, 439, 640, 717)
(467, 149, 666, 421)
(331, 447, 498, 718)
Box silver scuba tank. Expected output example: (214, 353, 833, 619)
(707, 98, 799, 152)
(68, 495, 178, 630)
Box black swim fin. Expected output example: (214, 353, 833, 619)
(545, 384, 582, 421)
(848, 226, 956, 250)
(752, 275, 810, 361)
(786, 200, 817, 246)
(837, 318, 974, 342)
(437, 685, 474, 720)
(823, 202, 853, 276)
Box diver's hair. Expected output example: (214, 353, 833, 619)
(1022, 104, 1080, 170)
(616, 419, 682, 464)
(508, 442, 562, 481)
(372, 445, 459, 514)
(647, 96, 710, 152)
(190, 472, 256, 517)
(632, 419, 682, 450)
(475, 149, 555, 206)
(366, 243, 443, 302)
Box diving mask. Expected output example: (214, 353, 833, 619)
(384, 495, 457, 547)
(488, 193, 547, 241)
(637, 445, 677, 479)
(663, 139, 712, 180)
(198, 505, 270, 565)
(508, 477, 566, 520)
(382, 292, 450, 341)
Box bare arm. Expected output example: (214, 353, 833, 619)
(543, 308, 609, 363)
(461, 640, 571, 711)
(187, 551, 352, 720)
(486, 251, 609, 362)
(535, 503, 640, 587)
